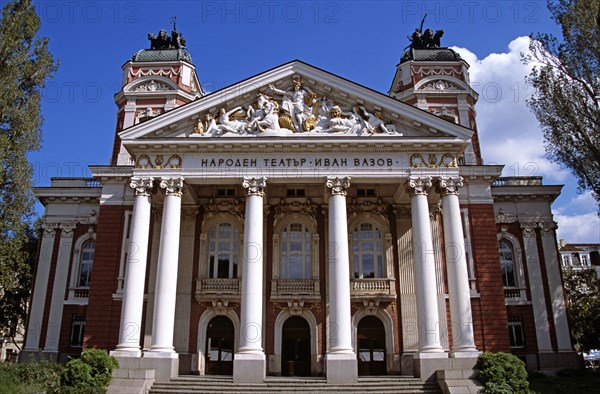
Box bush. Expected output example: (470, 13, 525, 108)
(478, 352, 529, 394)
(61, 349, 119, 393)
(0, 358, 63, 394)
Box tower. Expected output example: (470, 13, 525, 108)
(389, 24, 482, 165)
(111, 28, 203, 165)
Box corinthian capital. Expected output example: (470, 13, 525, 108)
(59, 223, 77, 238)
(40, 223, 58, 238)
(243, 177, 267, 197)
(326, 176, 351, 196)
(160, 177, 184, 197)
(520, 222, 537, 237)
(407, 176, 432, 196)
(437, 176, 464, 196)
(130, 177, 154, 197)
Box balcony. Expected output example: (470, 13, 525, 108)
(65, 287, 89, 305)
(351, 278, 396, 301)
(195, 278, 240, 302)
(504, 287, 528, 304)
(271, 279, 320, 301)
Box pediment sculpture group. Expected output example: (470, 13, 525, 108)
(193, 77, 399, 137)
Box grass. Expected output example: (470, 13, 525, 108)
(528, 370, 600, 394)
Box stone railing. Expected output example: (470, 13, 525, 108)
(492, 177, 543, 187)
(67, 287, 90, 303)
(197, 278, 240, 294)
(504, 287, 527, 302)
(351, 278, 395, 297)
(272, 279, 319, 294)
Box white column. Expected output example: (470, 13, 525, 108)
(44, 223, 77, 355)
(438, 176, 477, 356)
(146, 177, 184, 357)
(23, 223, 58, 354)
(539, 222, 573, 351)
(521, 223, 553, 353)
(234, 177, 266, 383)
(113, 177, 153, 357)
(408, 176, 444, 354)
(325, 176, 357, 383)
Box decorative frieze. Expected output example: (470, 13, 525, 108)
(409, 153, 457, 168)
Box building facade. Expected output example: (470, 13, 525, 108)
(22, 29, 578, 384)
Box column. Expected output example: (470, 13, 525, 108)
(325, 176, 357, 383)
(22, 223, 58, 356)
(234, 177, 267, 383)
(408, 176, 444, 354)
(521, 223, 553, 353)
(438, 176, 478, 356)
(112, 177, 153, 357)
(538, 222, 572, 351)
(44, 223, 77, 357)
(146, 177, 184, 357)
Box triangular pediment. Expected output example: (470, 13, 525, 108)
(119, 60, 473, 142)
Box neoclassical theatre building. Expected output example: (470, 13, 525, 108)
(23, 28, 578, 385)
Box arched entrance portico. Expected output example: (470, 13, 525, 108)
(281, 316, 311, 376)
(357, 315, 387, 376)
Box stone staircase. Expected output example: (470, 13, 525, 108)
(148, 376, 442, 393)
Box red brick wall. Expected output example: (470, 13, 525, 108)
(85, 205, 131, 350)
(468, 204, 510, 352)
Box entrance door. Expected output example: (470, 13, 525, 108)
(282, 316, 311, 376)
(205, 316, 234, 375)
(357, 316, 386, 375)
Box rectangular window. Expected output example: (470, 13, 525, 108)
(216, 188, 236, 197)
(286, 188, 305, 197)
(70, 315, 86, 347)
(508, 315, 525, 348)
(356, 188, 376, 197)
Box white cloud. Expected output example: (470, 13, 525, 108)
(555, 211, 600, 243)
(452, 37, 570, 182)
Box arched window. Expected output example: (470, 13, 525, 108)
(499, 239, 517, 288)
(352, 222, 383, 279)
(208, 223, 239, 278)
(78, 239, 95, 288)
(280, 222, 311, 279)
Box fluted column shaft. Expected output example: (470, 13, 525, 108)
(114, 177, 153, 356)
(326, 176, 354, 354)
(147, 177, 184, 357)
(409, 176, 444, 353)
(438, 176, 477, 354)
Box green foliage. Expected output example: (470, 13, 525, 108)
(0, 0, 57, 344)
(61, 349, 119, 393)
(0, 358, 63, 393)
(562, 269, 600, 352)
(478, 352, 530, 394)
(526, 0, 600, 205)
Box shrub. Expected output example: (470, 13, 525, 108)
(478, 352, 529, 394)
(61, 349, 119, 393)
(0, 358, 63, 394)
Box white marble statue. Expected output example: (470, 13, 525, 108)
(268, 77, 314, 132)
(320, 106, 363, 134)
(218, 107, 248, 134)
(357, 106, 395, 134)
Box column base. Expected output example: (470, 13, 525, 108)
(110, 349, 142, 358)
(140, 355, 179, 382)
(450, 350, 481, 358)
(413, 352, 449, 382)
(326, 353, 357, 383)
(143, 350, 178, 359)
(233, 353, 265, 383)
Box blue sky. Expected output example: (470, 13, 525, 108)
(27, 0, 599, 242)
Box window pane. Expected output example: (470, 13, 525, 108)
(362, 255, 374, 278)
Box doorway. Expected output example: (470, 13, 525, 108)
(205, 316, 234, 375)
(357, 315, 387, 375)
(281, 316, 311, 376)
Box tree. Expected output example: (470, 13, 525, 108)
(562, 268, 600, 352)
(0, 0, 57, 346)
(526, 0, 600, 205)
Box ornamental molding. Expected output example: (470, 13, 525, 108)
(520, 222, 537, 237)
(392, 204, 410, 218)
(412, 65, 464, 79)
(420, 79, 461, 92)
(181, 206, 199, 219)
(348, 199, 389, 227)
(59, 223, 77, 238)
(203, 199, 245, 224)
(130, 177, 154, 197)
(242, 177, 267, 197)
(134, 154, 182, 169)
(537, 221, 558, 235)
(129, 66, 180, 80)
(287, 299, 305, 315)
(409, 153, 457, 168)
(495, 210, 516, 224)
(160, 177, 184, 197)
(211, 300, 230, 316)
(407, 176, 432, 196)
(437, 176, 464, 196)
(133, 80, 172, 92)
(274, 200, 318, 229)
(41, 223, 59, 238)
